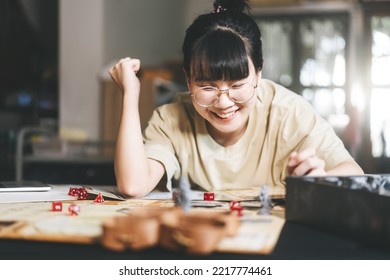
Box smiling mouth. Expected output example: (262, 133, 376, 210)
(213, 110, 238, 119)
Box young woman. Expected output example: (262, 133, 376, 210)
(109, 0, 364, 197)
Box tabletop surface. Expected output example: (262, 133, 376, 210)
(1, 185, 390, 260)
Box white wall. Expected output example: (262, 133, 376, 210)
(59, 0, 213, 141)
(184, 0, 210, 27)
(103, 0, 185, 66)
(59, 0, 104, 140)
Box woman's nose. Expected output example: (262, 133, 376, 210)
(214, 89, 234, 108)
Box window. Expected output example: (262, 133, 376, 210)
(369, 15, 390, 158)
(255, 13, 350, 131)
(253, 4, 390, 173)
(360, 2, 390, 173)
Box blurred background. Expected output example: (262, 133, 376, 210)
(0, 0, 389, 185)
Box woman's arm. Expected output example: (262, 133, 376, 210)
(325, 161, 364, 176)
(109, 58, 165, 197)
(286, 147, 364, 176)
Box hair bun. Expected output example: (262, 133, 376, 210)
(213, 0, 250, 13)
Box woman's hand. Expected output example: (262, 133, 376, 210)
(109, 57, 141, 95)
(286, 147, 326, 176)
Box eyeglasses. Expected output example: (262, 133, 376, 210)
(190, 81, 257, 107)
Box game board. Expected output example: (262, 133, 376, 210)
(0, 188, 285, 255)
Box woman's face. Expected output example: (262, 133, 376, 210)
(188, 60, 260, 145)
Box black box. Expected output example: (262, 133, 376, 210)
(286, 175, 390, 248)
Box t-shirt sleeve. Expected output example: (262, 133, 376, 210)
(279, 97, 354, 171)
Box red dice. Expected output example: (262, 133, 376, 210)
(77, 188, 88, 200)
(68, 203, 81, 216)
(51, 201, 62, 212)
(204, 192, 215, 201)
(68, 187, 79, 196)
(229, 201, 243, 217)
(94, 193, 105, 203)
(68, 187, 89, 200)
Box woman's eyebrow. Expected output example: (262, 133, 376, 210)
(193, 75, 252, 86)
(193, 81, 217, 86)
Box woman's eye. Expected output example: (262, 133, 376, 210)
(231, 83, 244, 89)
(202, 87, 216, 92)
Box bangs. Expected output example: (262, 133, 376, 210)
(189, 30, 249, 82)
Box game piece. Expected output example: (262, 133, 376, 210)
(204, 192, 215, 201)
(259, 185, 272, 215)
(172, 190, 179, 201)
(178, 176, 191, 213)
(51, 201, 62, 211)
(94, 193, 105, 203)
(68, 187, 89, 199)
(77, 187, 88, 200)
(68, 187, 79, 196)
(229, 201, 243, 216)
(68, 203, 80, 216)
(229, 201, 240, 210)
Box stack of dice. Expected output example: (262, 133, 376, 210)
(68, 187, 89, 200)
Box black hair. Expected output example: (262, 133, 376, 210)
(182, 0, 263, 82)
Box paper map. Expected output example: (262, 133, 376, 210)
(0, 187, 285, 254)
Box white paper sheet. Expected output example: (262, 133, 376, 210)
(0, 185, 77, 203)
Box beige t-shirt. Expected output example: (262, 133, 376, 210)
(143, 79, 354, 191)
